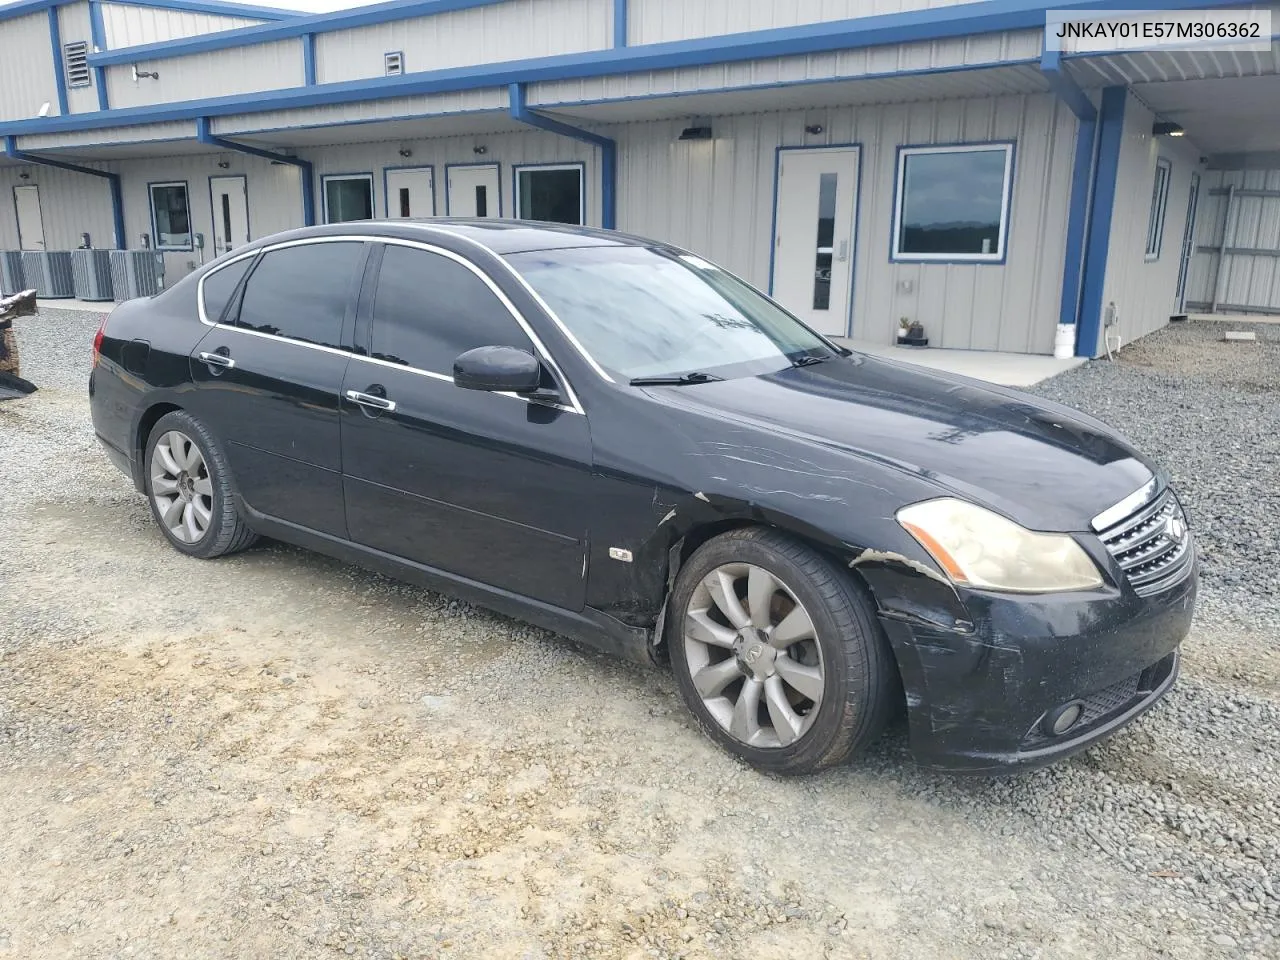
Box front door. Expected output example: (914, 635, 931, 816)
(447, 164, 500, 218)
(1175, 172, 1201, 313)
(385, 167, 435, 218)
(209, 176, 249, 257)
(13, 185, 45, 250)
(771, 147, 860, 337)
(341, 240, 590, 610)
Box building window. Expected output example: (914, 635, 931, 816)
(149, 181, 192, 250)
(892, 143, 1015, 263)
(1145, 158, 1172, 260)
(323, 174, 374, 223)
(515, 164, 584, 225)
(64, 41, 91, 88)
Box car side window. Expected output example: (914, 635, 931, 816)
(200, 256, 253, 324)
(233, 242, 365, 349)
(371, 244, 533, 372)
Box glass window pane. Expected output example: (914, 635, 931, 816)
(325, 178, 373, 223)
(897, 148, 1009, 257)
(201, 256, 253, 324)
(150, 183, 191, 250)
(517, 168, 582, 225)
(1145, 161, 1171, 258)
(235, 242, 364, 348)
(812, 172, 837, 310)
(371, 245, 532, 373)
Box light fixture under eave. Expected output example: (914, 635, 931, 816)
(678, 126, 713, 141)
(1153, 121, 1185, 137)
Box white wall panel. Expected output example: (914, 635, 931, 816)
(316, 0, 610, 84)
(629, 0, 991, 45)
(104, 39, 304, 108)
(18, 121, 197, 151)
(0, 163, 115, 250)
(99, 2, 262, 49)
(57, 2, 99, 115)
(0, 12, 60, 121)
(1187, 167, 1280, 313)
(614, 93, 1076, 354)
(1096, 92, 1201, 354)
(214, 88, 509, 136)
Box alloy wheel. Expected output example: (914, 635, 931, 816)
(682, 562, 825, 749)
(150, 430, 214, 544)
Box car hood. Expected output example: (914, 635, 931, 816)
(646, 354, 1156, 532)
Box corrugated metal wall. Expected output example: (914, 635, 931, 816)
(104, 40, 304, 109)
(1093, 92, 1201, 355)
(315, 0, 611, 84)
(0, 164, 115, 250)
(57, 2, 99, 116)
(99, 2, 264, 49)
(213, 89, 509, 136)
(18, 121, 197, 151)
(612, 93, 1076, 354)
(1186, 168, 1280, 315)
(0, 12, 60, 121)
(629, 0, 985, 45)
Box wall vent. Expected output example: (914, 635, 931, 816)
(384, 51, 404, 76)
(64, 41, 91, 88)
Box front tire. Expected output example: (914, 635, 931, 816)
(144, 410, 258, 559)
(669, 527, 894, 775)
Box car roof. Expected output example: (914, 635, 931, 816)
(279, 219, 656, 255)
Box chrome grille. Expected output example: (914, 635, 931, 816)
(1097, 488, 1194, 597)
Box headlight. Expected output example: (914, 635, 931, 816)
(896, 498, 1103, 593)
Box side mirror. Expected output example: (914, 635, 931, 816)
(453, 345, 543, 394)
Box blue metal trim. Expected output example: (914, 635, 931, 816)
(381, 164, 437, 217)
(89, 0, 110, 109)
(1174, 171, 1200, 308)
(319, 172, 375, 225)
(208, 172, 249, 251)
(1057, 115, 1097, 330)
(5, 134, 125, 247)
(196, 116, 314, 225)
(767, 144, 864, 337)
(48, 7, 70, 116)
(443, 162, 501, 217)
(888, 141, 1017, 266)
(80, 0, 1254, 70)
(1075, 85, 1126, 359)
(1145, 156, 1172, 261)
(1039, 47, 1094, 122)
(512, 160, 587, 225)
(509, 82, 615, 229)
(613, 0, 626, 48)
(147, 178, 194, 251)
(303, 33, 316, 85)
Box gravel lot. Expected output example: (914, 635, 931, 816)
(1, 310, 1277, 960)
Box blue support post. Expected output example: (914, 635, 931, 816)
(89, 0, 110, 110)
(303, 33, 317, 85)
(48, 7, 69, 116)
(508, 83, 616, 230)
(1075, 86, 1128, 359)
(5, 135, 125, 248)
(196, 116, 315, 226)
(613, 0, 627, 47)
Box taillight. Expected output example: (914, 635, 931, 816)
(92, 314, 108, 365)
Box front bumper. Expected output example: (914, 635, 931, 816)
(879, 561, 1196, 774)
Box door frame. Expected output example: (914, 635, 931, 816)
(767, 143, 864, 338)
(512, 161, 587, 225)
(12, 184, 45, 250)
(321, 172, 375, 224)
(1175, 170, 1201, 313)
(444, 162, 501, 217)
(207, 174, 249, 255)
(382, 164, 437, 218)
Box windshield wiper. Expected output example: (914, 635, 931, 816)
(790, 354, 833, 368)
(629, 371, 724, 386)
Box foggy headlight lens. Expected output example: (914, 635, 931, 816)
(896, 498, 1103, 593)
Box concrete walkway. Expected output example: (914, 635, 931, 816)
(837, 339, 1086, 388)
(37, 298, 114, 314)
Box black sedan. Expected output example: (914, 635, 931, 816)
(89, 220, 1197, 775)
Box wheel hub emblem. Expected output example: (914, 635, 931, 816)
(734, 630, 777, 680)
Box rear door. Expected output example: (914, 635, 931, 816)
(340, 240, 591, 610)
(188, 238, 368, 536)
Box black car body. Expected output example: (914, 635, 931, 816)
(89, 220, 1197, 774)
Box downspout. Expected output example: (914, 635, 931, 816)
(195, 117, 315, 226)
(508, 83, 616, 230)
(4, 135, 125, 249)
(613, 0, 627, 47)
(1040, 47, 1097, 358)
(47, 7, 70, 116)
(1074, 86, 1128, 359)
(89, 0, 110, 110)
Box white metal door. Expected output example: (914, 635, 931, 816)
(209, 176, 249, 256)
(447, 164, 500, 217)
(385, 167, 435, 218)
(771, 148, 860, 337)
(13, 185, 45, 250)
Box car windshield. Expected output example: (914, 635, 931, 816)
(504, 245, 835, 382)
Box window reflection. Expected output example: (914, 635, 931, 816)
(812, 173, 837, 310)
(896, 147, 1011, 258)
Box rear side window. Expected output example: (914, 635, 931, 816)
(234, 242, 364, 348)
(371, 244, 532, 372)
(200, 256, 253, 324)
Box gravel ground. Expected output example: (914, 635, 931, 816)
(1, 310, 1277, 960)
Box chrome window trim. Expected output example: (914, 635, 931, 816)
(194, 234, 584, 416)
(1091, 475, 1158, 533)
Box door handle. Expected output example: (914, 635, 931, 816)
(198, 351, 236, 369)
(836, 240, 850, 263)
(345, 390, 397, 413)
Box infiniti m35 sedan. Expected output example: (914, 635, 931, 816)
(89, 220, 1197, 775)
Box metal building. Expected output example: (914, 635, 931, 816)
(2, 0, 1278, 353)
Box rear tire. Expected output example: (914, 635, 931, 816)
(144, 410, 258, 559)
(668, 527, 894, 775)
